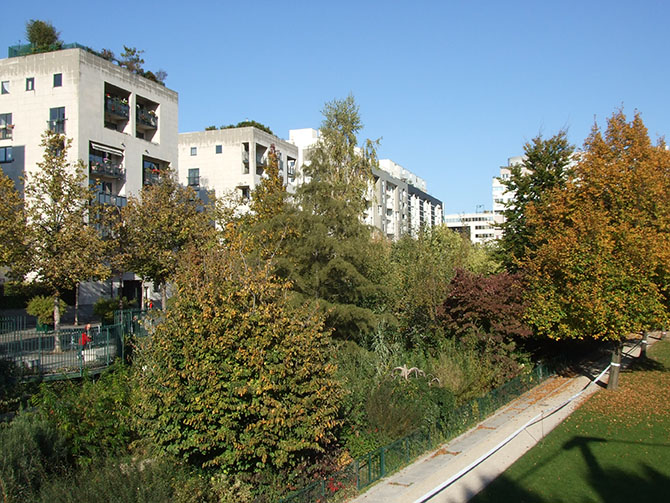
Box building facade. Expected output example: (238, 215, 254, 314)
(177, 127, 298, 202)
(0, 46, 179, 304)
(444, 211, 499, 244)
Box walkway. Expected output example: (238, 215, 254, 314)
(350, 333, 662, 503)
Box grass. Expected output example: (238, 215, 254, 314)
(470, 337, 670, 503)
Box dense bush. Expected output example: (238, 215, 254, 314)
(26, 295, 68, 325)
(31, 363, 134, 465)
(0, 412, 68, 502)
(93, 296, 137, 325)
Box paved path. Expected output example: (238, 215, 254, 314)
(350, 333, 663, 503)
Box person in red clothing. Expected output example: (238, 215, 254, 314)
(80, 324, 92, 349)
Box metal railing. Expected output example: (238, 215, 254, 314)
(0, 309, 153, 381)
(280, 363, 553, 502)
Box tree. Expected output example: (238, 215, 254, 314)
(132, 238, 342, 474)
(498, 131, 575, 270)
(118, 168, 212, 310)
(0, 170, 26, 271)
(22, 131, 108, 341)
(285, 96, 390, 341)
(521, 111, 670, 389)
(118, 46, 145, 74)
(25, 19, 62, 53)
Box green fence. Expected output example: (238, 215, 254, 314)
(0, 310, 153, 381)
(280, 363, 552, 502)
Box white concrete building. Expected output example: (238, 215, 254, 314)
(444, 211, 499, 244)
(492, 155, 525, 219)
(0, 45, 179, 304)
(177, 127, 298, 202)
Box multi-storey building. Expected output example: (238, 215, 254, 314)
(444, 211, 499, 244)
(492, 155, 524, 219)
(177, 127, 298, 202)
(0, 45, 179, 304)
(288, 128, 443, 240)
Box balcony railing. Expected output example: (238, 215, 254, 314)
(90, 155, 125, 179)
(0, 124, 13, 140)
(137, 108, 158, 129)
(96, 192, 127, 207)
(105, 97, 129, 119)
(48, 119, 66, 134)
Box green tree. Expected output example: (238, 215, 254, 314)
(25, 19, 62, 53)
(521, 111, 670, 389)
(132, 238, 342, 475)
(498, 131, 575, 270)
(0, 170, 26, 271)
(286, 96, 389, 341)
(118, 168, 212, 310)
(118, 46, 145, 74)
(22, 132, 108, 342)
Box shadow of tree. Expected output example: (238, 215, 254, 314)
(469, 435, 670, 503)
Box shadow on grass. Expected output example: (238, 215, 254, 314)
(625, 356, 666, 372)
(470, 436, 670, 503)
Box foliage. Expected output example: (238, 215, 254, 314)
(0, 412, 68, 502)
(118, 46, 145, 74)
(22, 131, 108, 331)
(93, 296, 137, 325)
(25, 19, 62, 53)
(220, 120, 274, 135)
(132, 239, 343, 474)
(498, 130, 575, 270)
(0, 171, 26, 272)
(439, 269, 531, 385)
(521, 111, 670, 343)
(31, 363, 135, 466)
(26, 295, 68, 326)
(390, 227, 479, 348)
(118, 167, 213, 309)
(284, 95, 389, 341)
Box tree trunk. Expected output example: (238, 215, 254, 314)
(74, 282, 80, 326)
(641, 332, 648, 359)
(607, 341, 623, 390)
(161, 283, 167, 312)
(53, 292, 62, 352)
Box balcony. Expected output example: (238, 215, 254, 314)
(90, 155, 125, 179)
(0, 124, 13, 140)
(105, 96, 129, 119)
(137, 108, 158, 129)
(96, 192, 127, 208)
(48, 119, 66, 134)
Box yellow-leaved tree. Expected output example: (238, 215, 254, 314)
(522, 110, 670, 389)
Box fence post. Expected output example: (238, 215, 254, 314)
(641, 331, 648, 359)
(380, 447, 386, 478)
(367, 452, 372, 485)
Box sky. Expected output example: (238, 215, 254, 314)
(4, 1, 670, 214)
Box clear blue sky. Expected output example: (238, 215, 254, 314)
(4, 1, 669, 213)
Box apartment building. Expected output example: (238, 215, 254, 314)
(177, 127, 298, 202)
(444, 211, 500, 244)
(289, 128, 443, 240)
(0, 45, 179, 303)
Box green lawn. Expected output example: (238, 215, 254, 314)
(470, 338, 670, 503)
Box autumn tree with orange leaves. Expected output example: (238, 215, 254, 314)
(521, 110, 670, 389)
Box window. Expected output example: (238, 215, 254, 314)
(49, 107, 66, 133)
(0, 146, 13, 163)
(239, 186, 250, 200)
(188, 168, 200, 187)
(26, 77, 34, 91)
(190, 147, 197, 156)
(0, 113, 12, 140)
(1, 81, 8, 94)
(215, 145, 222, 154)
(53, 73, 62, 87)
